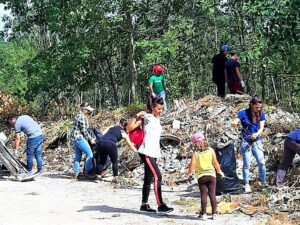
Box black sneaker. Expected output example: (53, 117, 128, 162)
(82, 173, 97, 180)
(157, 204, 174, 213)
(140, 204, 156, 213)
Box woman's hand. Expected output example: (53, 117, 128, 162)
(136, 111, 146, 118)
(231, 118, 240, 128)
(250, 133, 258, 140)
(90, 139, 96, 145)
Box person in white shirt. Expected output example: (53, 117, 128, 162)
(136, 97, 174, 214)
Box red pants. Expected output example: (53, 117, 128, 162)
(228, 80, 244, 94)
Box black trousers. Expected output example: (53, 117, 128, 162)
(279, 137, 300, 171)
(198, 176, 217, 214)
(215, 81, 225, 97)
(98, 142, 118, 176)
(139, 153, 164, 205)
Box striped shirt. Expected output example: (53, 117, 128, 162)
(70, 112, 93, 141)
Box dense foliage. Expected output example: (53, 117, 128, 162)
(0, 0, 299, 114)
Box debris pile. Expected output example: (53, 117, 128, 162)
(1, 94, 299, 217)
(5, 95, 300, 183)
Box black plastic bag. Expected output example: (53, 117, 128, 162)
(216, 143, 242, 195)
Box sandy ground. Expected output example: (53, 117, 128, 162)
(0, 172, 264, 225)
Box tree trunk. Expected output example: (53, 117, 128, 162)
(127, 12, 138, 103)
(106, 57, 119, 105)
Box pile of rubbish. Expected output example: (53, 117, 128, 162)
(1, 94, 299, 217)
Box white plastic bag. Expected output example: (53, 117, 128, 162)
(240, 80, 245, 88)
(172, 119, 181, 129)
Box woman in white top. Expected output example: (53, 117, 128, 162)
(136, 97, 173, 214)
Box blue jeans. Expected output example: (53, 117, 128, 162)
(157, 91, 167, 111)
(73, 139, 93, 174)
(26, 135, 44, 172)
(240, 139, 266, 184)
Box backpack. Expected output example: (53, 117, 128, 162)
(129, 120, 144, 148)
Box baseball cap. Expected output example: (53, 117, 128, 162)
(80, 102, 94, 111)
(153, 64, 165, 72)
(192, 132, 205, 143)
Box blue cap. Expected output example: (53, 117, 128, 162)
(220, 44, 231, 52)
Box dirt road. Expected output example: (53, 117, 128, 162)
(0, 173, 262, 225)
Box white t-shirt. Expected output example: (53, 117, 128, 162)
(138, 113, 162, 158)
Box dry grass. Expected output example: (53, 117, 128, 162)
(256, 213, 300, 225)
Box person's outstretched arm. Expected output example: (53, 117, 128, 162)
(212, 150, 224, 177)
(127, 111, 145, 132)
(14, 133, 21, 150)
(122, 133, 137, 152)
(163, 77, 168, 92)
(187, 153, 196, 177)
(235, 67, 242, 81)
(251, 120, 265, 140)
(149, 77, 155, 96)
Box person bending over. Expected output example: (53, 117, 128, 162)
(97, 119, 137, 180)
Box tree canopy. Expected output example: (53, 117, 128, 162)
(0, 0, 299, 114)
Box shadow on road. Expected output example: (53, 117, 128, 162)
(78, 205, 198, 220)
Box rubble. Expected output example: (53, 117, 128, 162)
(1, 94, 300, 221)
(4, 94, 300, 183)
(0, 140, 39, 181)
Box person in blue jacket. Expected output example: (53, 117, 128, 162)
(276, 128, 300, 186)
(232, 95, 267, 192)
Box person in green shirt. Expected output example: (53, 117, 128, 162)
(148, 64, 168, 111)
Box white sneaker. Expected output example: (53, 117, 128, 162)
(244, 184, 252, 193)
(26, 171, 34, 176)
(198, 214, 207, 221)
(101, 176, 114, 182)
(212, 214, 218, 220)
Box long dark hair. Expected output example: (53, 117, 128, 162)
(146, 96, 164, 112)
(248, 95, 263, 123)
(119, 118, 128, 130)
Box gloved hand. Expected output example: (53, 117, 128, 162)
(187, 175, 194, 183)
(240, 80, 245, 88)
(151, 92, 156, 98)
(218, 171, 225, 178)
